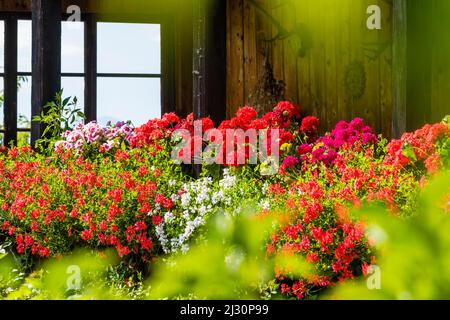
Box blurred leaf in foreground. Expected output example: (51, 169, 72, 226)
(323, 171, 450, 300)
(146, 208, 310, 300)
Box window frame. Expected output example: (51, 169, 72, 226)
(91, 13, 174, 125)
(0, 11, 175, 146)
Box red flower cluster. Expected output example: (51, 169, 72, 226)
(0, 145, 182, 262)
(300, 116, 320, 137)
(384, 122, 449, 174)
(264, 121, 440, 299)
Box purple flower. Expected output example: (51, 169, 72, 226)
(282, 156, 299, 169)
(312, 148, 326, 161)
(362, 132, 377, 145)
(335, 121, 349, 131)
(350, 118, 365, 130)
(312, 147, 338, 165)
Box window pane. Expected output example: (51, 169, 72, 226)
(62, 21, 84, 73)
(97, 23, 161, 74)
(97, 77, 161, 127)
(0, 77, 4, 129)
(18, 76, 31, 129)
(61, 76, 84, 124)
(0, 21, 4, 73)
(61, 76, 84, 109)
(18, 20, 32, 73)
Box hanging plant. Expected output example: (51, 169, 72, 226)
(248, 55, 285, 116)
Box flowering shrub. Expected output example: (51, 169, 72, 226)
(0, 98, 448, 300)
(384, 121, 449, 175)
(55, 121, 134, 157)
(264, 143, 419, 298)
(0, 146, 186, 262)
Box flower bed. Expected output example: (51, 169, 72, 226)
(0, 101, 449, 299)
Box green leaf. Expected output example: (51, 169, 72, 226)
(402, 142, 417, 162)
(62, 97, 71, 108)
(77, 111, 86, 119)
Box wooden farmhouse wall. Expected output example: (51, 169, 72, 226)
(1, 0, 448, 138)
(227, 0, 394, 137)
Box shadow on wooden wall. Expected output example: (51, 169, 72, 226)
(227, 0, 393, 137)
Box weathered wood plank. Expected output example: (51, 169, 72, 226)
(296, 0, 311, 117)
(392, 0, 407, 137)
(270, 1, 284, 91)
(379, 0, 393, 138)
(323, 0, 338, 130)
(227, 0, 245, 117)
(255, 0, 270, 81)
(406, 0, 432, 131)
(430, 0, 450, 123)
(308, 0, 325, 121)
(243, 0, 257, 104)
(361, 0, 381, 134)
(282, 1, 298, 104)
(336, 0, 351, 126)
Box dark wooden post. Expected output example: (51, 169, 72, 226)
(84, 13, 97, 123)
(4, 16, 18, 146)
(192, 0, 226, 176)
(31, 0, 62, 146)
(193, 0, 227, 124)
(161, 17, 176, 115)
(193, 0, 207, 121)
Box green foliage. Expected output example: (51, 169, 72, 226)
(3, 249, 121, 300)
(323, 171, 450, 300)
(437, 117, 450, 167)
(32, 90, 85, 153)
(146, 210, 311, 300)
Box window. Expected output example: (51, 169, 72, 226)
(61, 21, 85, 125)
(0, 13, 173, 146)
(17, 20, 31, 144)
(96, 22, 161, 126)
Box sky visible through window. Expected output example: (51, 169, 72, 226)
(0, 20, 162, 130)
(97, 22, 161, 126)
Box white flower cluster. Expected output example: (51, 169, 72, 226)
(156, 169, 270, 254)
(156, 170, 245, 254)
(156, 177, 215, 254)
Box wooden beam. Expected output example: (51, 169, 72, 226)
(205, 0, 226, 125)
(193, 0, 226, 123)
(84, 13, 97, 122)
(392, 0, 407, 138)
(0, 0, 190, 14)
(4, 16, 18, 146)
(161, 17, 176, 115)
(31, 0, 62, 146)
